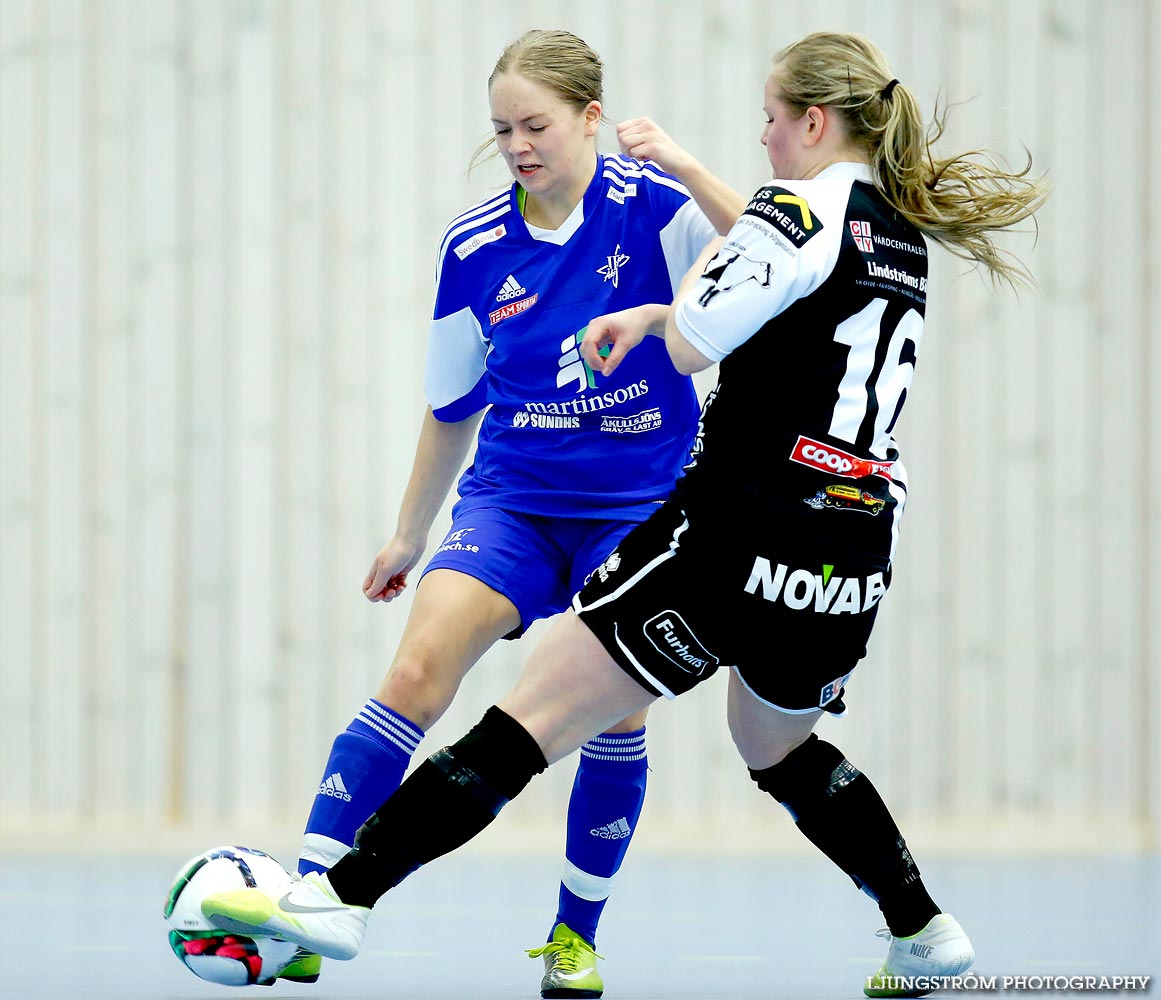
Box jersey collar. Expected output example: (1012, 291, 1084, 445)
(814, 161, 875, 183)
(511, 154, 606, 246)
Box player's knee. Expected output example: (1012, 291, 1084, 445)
(376, 656, 457, 729)
(748, 734, 861, 817)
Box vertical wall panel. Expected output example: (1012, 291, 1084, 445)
(0, 0, 39, 820)
(996, 0, 1049, 818)
(87, 0, 133, 818)
(278, 0, 332, 822)
(1091, 0, 1146, 824)
(1146, 0, 1161, 846)
(39, 0, 86, 818)
(227, 0, 279, 822)
(1041, 0, 1099, 822)
(181, 0, 232, 823)
(126, 0, 181, 820)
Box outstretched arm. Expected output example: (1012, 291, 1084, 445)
(617, 116, 745, 235)
(363, 406, 482, 602)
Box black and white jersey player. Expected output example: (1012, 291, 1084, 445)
(574, 162, 930, 716)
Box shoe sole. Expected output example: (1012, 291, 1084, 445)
(864, 950, 975, 998)
(542, 991, 603, 999)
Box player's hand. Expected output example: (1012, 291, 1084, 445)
(363, 535, 425, 603)
(582, 305, 665, 377)
(616, 117, 693, 175)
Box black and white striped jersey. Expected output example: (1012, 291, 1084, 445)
(672, 162, 929, 560)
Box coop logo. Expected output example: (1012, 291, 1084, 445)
(743, 187, 823, 248)
(850, 220, 874, 253)
(743, 560, 888, 615)
(318, 772, 352, 803)
(789, 436, 895, 481)
(511, 411, 580, 430)
(488, 293, 537, 326)
(600, 408, 662, 434)
(453, 224, 506, 260)
(495, 274, 527, 301)
(644, 611, 718, 677)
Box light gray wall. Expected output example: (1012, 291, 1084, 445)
(1, 0, 1158, 853)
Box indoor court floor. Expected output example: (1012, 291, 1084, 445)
(4, 852, 1156, 999)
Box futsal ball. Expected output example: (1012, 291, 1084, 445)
(164, 845, 299, 987)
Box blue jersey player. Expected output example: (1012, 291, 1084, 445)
(294, 29, 744, 997)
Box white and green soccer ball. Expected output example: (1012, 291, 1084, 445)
(163, 845, 299, 987)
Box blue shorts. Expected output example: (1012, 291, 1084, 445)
(420, 507, 641, 637)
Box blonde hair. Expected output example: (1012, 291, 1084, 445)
(470, 30, 604, 172)
(773, 32, 1051, 289)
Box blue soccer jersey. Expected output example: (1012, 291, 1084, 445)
(425, 154, 718, 521)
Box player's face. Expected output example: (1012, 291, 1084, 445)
(489, 71, 600, 206)
(760, 72, 806, 180)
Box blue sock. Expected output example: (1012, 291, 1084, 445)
(298, 699, 424, 876)
(553, 728, 648, 946)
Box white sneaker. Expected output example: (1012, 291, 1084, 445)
(864, 913, 975, 997)
(200, 871, 369, 961)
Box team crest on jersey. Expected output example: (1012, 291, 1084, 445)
(743, 187, 823, 248)
(596, 245, 630, 287)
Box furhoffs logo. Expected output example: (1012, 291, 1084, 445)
(644, 611, 718, 677)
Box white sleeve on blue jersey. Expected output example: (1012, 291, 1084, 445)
(659, 198, 719, 295)
(424, 305, 487, 415)
(673, 177, 849, 362)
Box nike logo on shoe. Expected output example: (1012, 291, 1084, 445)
(558, 968, 597, 981)
(279, 891, 350, 914)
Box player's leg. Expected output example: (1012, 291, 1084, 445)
(727, 673, 974, 997)
(531, 708, 646, 1000)
(201, 610, 658, 959)
(298, 568, 520, 875)
(535, 521, 653, 997)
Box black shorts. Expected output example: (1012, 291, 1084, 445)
(573, 501, 891, 714)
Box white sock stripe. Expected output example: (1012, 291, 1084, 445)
(581, 747, 648, 762)
(586, 733, 647, 747)
(561, 858, 615, 902)
(300, 833, 351, 868)
(357, 710, 422, 754)
(361, 701, 424, 745)
(581, 736, 647, 759)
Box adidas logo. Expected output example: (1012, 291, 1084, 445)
(318, 772, 353, 803)
(495, 274, 526, 302)
(590, 817, 632, 840)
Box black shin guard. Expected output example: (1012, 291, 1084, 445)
(750, 734, 939, 937)
(327, 706, 547, 908)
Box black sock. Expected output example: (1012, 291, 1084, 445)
(326, 705, 547, 908)
(750, 734, 939, 937)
